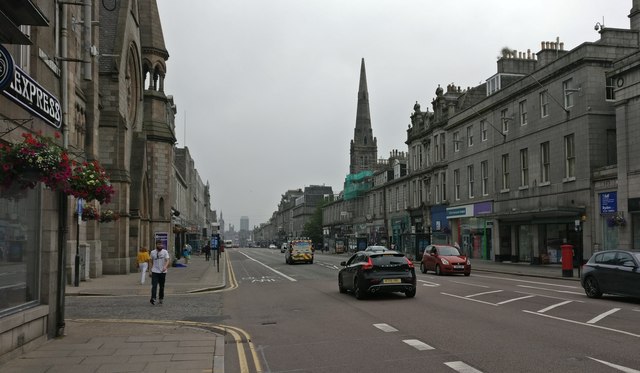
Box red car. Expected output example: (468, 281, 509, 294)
(420, 244, 471, 276)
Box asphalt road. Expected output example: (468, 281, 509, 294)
(66, 248, 640, 373)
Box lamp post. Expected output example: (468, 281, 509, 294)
(74, 198, 83, 287)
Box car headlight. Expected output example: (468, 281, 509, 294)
(466, 259, 471, 265)
(440, 258, 450, 265)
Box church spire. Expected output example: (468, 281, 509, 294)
(349, 58, 377, 174)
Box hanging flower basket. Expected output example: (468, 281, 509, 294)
(99, 209, 119, 223)
(607, 214, 626, 227)
(66, 160, 115, 204)
(74, 205, 99, 221)
(0, 132, 71, 191)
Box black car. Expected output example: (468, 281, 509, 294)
(338, 250, 416, 299)
(580, 249, 640, 298)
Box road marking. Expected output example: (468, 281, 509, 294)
(587, 308, 621, 324)
(417, 279, 440, 287)
(587, 357, 640, 373)
(450, 280, 490, 288)
(473, 274, 579, 289)
(403, 339, 434, 351)
(538, 300, 573, 313)
(523, 310, 640, 338)
(517, 284, 584, 295)
(466, 290, 503, 298)
(497, 294, 535, 305)
(445, 361, 484, 373)
(237, 251, 297, 282)
(373, 323, 398, 332)
(442, 292, 499, 306)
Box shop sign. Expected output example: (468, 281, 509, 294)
(599, 192, 617, 214)
(474, 201, 493, 215)
(0, 44, 14, 91)
(154, 232, 169, 251)
(447, 205, 472, 218)
(1, 51, 62, 129)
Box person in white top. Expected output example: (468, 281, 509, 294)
(149, 240, 170, 305)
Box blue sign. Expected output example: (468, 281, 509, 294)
(0, 44, 15, 91)
(600, 192, 617, 214)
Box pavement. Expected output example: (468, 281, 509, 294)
(0, 249, 582, 373)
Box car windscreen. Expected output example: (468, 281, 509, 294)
(632, 252, 640, 263)
(438, 246, 461, 256)
(371, 254, 407, 266)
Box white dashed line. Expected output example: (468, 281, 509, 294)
(417, 279, 440, 287)
(466, 290, 503, 298)
(373, 323, 398, 332)
(587, 357, 640, 373)
(517, 284, 584, 295)
(587, 308, 621, 324)
(445, 361, 484, 373)
(237, 252, 297, 282)
(441, 292, 499, 306)
(523, 310, 640, 338)
(450, 280, 490, 288)
(537, 300, 573, 313)
(403, 339, 434, 351)
(497, 294, 535, 305)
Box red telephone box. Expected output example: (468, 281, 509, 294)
(561, 244, 574, 277)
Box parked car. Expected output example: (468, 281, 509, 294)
(268, 244, 277, 250)
(420, 244, 471, 276)
(580, 249, 640, 298)
(364, 245, 387, 252)
(280, 243, 288, 253)
(338, 250, 416, 299)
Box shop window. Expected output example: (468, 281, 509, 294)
(0, 188, 41, 315)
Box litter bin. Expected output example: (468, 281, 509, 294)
(561, 244, 574, 277)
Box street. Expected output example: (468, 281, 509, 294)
(65, 248, 640, 373)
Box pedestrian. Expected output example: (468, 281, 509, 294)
(136, 246, 150, 285)
(182, 243, 190, 264)
(203, 243, 211, 261)
(149, 240, 170, 305)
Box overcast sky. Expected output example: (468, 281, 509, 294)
(156, 0, 630, 229)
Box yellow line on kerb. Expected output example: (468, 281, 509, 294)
(221, 324, 263, 373)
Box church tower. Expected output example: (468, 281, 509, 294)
(349, 58, 378, 174)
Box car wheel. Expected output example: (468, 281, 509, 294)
(354, 278, 365, 300)
(405, 287, 416, 298)
(583, 276, 603, 298)
(464, 272, 470, 277)
(338, 277, 346, 293)
(420, 262, 427, 274)
(309, 260, 314, 264)
(435, 265, 442, 276)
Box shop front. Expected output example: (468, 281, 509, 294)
(430, 205, 450, 244)
(446, 202, 493, 260)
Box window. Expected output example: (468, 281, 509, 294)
(481, 120, 487, 141)
(540, 90, 549, 117)
(467, 126, 473, 147)
(564, 134, 575, 179)
(563, 78, 575, 109)
(519, 100, 527, 125)
(454, 169, 460, 200)
(389, 190, 393, 212)
(540, 142, 550, 184)
(440, 133, 446, 160)
(468, 165, 475, 198)
(501, 154, 510, 191)
(425, 178, 431, 203)
(418, 145, 423, 169)
(481, 160, 488, 195)
(434, 173, 440, 203)
(434, 135, 440, 162)
(441, 171, 447, 201)
(501, 109, 509, 134)
(606, 77, 615, 101)
(453, 131, 460, 152)
(418, 178, 423, 205)
(425, 140, 431, 166)
(520, 148, 529, 187)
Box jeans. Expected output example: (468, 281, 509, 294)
(151, 272, 166, 301)
(139, 262, 148, 284)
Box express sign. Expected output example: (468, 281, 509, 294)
(0, 44, 62, 129)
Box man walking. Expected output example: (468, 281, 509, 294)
(150, 240, 170, 305)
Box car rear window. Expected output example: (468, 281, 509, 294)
(371, 254, 407, 266)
